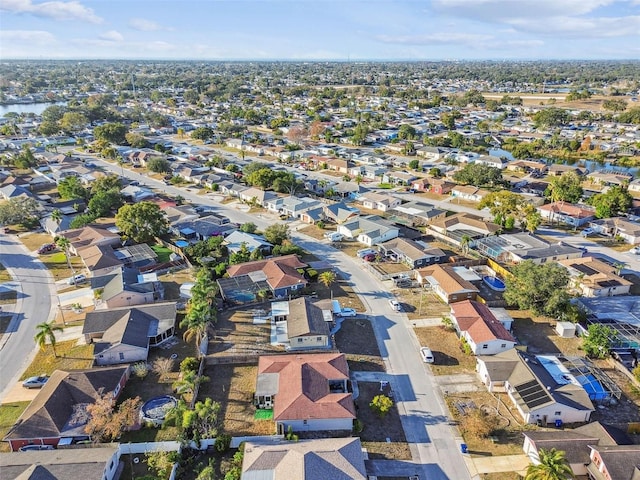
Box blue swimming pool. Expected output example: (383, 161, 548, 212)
(483, 276, 506, 292)
(576, 374, 609, 401)
(175, 240, 189, 248)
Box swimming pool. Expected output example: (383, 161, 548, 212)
(141, 395, 178, 426)
(175, 240, 189, 248)
(483, 276, 506, 292)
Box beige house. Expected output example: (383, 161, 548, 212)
(415, 264, 479, 304)
(358, 192, 401, 212)
(558, 256, 632, 297)
(272, 298, 331, 350)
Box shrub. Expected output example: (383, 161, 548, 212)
(214, 433, 231, 452)
(353, 418, 364, 433)
(180, 357, 199, 373)
(369, 394, 393, 418)
(460, 337, 472, 355)
(132, 362, 149, 379)
(152, 357, 175, 381)
(461, 409, 494, 438)
(633, 364, 640, 383)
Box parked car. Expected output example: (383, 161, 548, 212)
(37, 243, 56, 254)
(19, 444, 54, 452)
(629, 246, 640, 255)
(67, 274, 87, 285)
(22, 375, 48, 389)
(362, 253, 376, 262)
(389, 299, 402, 311)
(357, 248, 377, 258)
(338, 308, 357, 317)
(420, 347, 435, 363)
(581, 227, 595, 237)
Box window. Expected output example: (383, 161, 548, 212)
(554, 411, 561, 416)
(119, 352, 125, 360)
(501, 344, 506, 348)
(303, 419, 308, 425)
(317, 337, 322, 341)
(298, 338, 303, 343)
(482, 344, 488, 349)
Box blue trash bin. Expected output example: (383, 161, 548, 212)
(555, 419, 563, 428)
(460, 443, 468, 454)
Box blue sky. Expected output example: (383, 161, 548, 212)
(1, 0, 639, 60)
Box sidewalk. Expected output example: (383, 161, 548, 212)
(463, 454, 530, 478)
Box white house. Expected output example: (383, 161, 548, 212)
(337, 215, 399, 246)
(450, 300, 516, 355)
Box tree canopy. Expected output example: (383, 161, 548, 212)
(545, 172, 583, 203)
(0, 197, 40, 226)
(93, 122, 128, 144)
(115, 201, 168, 243)
(57, 176, 88, 200)
(587, 185, 632, 218)
(503, 261, 570, 316)
(453, 163, 503, 187)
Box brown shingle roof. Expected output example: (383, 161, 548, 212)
(226, 255, 307, 291)
(417, 264, 479, 296)
(257, 354, 355, 422)
(287, 297, 330, 338)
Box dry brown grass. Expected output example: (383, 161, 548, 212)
(209, 303, 285, 358)
(19, 232, 54, 252)
(198, 365, 275, 436)
(0, 264, 12, 283)
(447, 390, 533, 456)
(158, 268, 195, 301)
(298, 224, 328, 240)
(415, 326, 477, 375)
(368, 262, 412, 277)
(20, 340, 94, 380)
(509, 309, 582, 356)
(395, 289, 451, 320)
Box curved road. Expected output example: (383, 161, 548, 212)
(0, 234, 57, 400)
(92, 157, 470, 479)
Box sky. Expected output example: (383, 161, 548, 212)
(1, 0, 639, 60)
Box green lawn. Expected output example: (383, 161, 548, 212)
(0, 402, 30, 452)
(151, 244, 173, 263)
(20, 340, 94, 380)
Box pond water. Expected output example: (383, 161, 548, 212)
(0, 101, 66, 117)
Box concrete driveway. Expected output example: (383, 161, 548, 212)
(1, 382, 41, 404)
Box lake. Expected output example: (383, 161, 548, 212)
(0, 102, 67, 117)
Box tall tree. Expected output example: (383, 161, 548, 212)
(545, 172, 583, 203)
(587, 185, 632, 218)
(525, 448, 574, 480)
(84, 392, 142, 442)
(55, 236, 77, 281)
(58, 176, 88, 200)
(115, 201, 168, 243)
(503, 261, 570, 316)
(34, 321, 64, 357)
(51, 209, 62, 225)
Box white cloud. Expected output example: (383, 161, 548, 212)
(510, 15, 640, 37)
(0, 0, 102, 23)
(128, 18, 167, 32)
(0, 29, 55, 44)
(99, 30, 124, 42)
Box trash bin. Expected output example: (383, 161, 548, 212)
(460, 443, 468, 454)
(555, 419, 563, 428)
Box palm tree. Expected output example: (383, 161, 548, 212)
(525, 448, 574, 480)
(460, 234, 471, 255)
(51, 209, 62, 226)
(34, 321, 64, 357)
(55, 236, 76, 283)
(318, 270, 337, 289)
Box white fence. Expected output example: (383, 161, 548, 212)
(230, 435, 284, 448)
(118, 441, 181, 455)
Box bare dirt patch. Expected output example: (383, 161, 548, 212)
(355, 381, 411, 460)
(198, 364, 275, 436)
(335, 317, 385, 372)
(415, 326, 476, 375)
(158, 267, 195, 301)
(209, 303, 285, 359)
(298, 224, 328, 240)
(395, 288, 451, 320)
(509, 309, 582, 356)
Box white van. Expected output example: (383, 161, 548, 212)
(68, 274, 87, 285)
(324, 232, 344, 242)
(357, 248, 377, 258)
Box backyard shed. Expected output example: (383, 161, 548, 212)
(556, 321, 577, 338)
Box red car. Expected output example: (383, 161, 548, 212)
(363, 253, 377, 262)
(37, 243, 56, 254)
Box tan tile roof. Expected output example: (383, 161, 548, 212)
(538, 202, 595, 219)
(417, 264, 479, 296)
(451, 300, 516, 343)
(558, 256, 632, 289)
(429, 212, 501, 234)
(257, 353, 355, 422)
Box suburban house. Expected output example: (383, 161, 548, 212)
(451, 185, 490, 202)
(537, 202, 596, 227)
(224, 231, 272, 255)
(379, 237, 446, 269)
(239, 187, 278, 207)
(358, 192, 401, 212)
(476, 349, 595, 425)
(392, 201, 447, 227)
(172, 215, 236, 242)
(77, 243, 125, 278)
(58, 226, 121, 256)
(507, 160, 547, 173)
(241, 437, 367, 480)
(410, 177, 431, 192)
(279, 196, 323, 219)
(475, 154, 509, 169)
(427, 177, 456, 195)
(558, 256, 632, 297)
(474, 232, 584, 265)
(224, 255, 308, 299)
(523, 422, 633, 479)
(450, 300, 516, 355)
(337, 215, 399, 246)
(586, 445, 640, 480)
(587, 171, 633, 187)
(326, 158, 350, 174)
(321, 201, 360, 224)
(428, 212, 501, 246)
(548, 164, 586, 177)
(83, 302, 177, 365)
(91, 269, 164, 309)
(254, 353, 356, 433)
(3, 367, 129, 451)
(271, 298, 331, 350)
(415, 264, 480, 304)
(121, 184, 155, 202)
(0, 445, 121, 480)
(417, 146, 448, 160)
(588, 217, 640, 244)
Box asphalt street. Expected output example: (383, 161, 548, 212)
(91, 156, 470, 479)
(0, 234, 57, 400)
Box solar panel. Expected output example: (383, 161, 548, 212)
(515, 380, 551, 409)
(572, 264, 598, 276)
